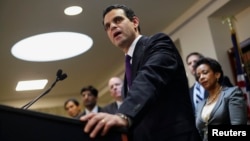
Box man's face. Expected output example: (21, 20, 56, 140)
(187, 55, 200, 76)
(108, 77, 123, 99)
(65, 101, 81, 117)
(103, 9, 138, 49)
(81, 90, 97, 108)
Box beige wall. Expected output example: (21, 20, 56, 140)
(235, 7, 250, 41)
(164, 0, 250, 86)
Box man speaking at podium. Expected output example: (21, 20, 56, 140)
(80, 4, 201, 141)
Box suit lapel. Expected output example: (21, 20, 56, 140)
(197, 100, 206, 122)
(112, 102, 118, 112)
(131, 36, 148, 80)
(122, 36, 149, 98)
(208, 88, 225, 123)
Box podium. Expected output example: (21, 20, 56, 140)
(0, 104, 123, 141)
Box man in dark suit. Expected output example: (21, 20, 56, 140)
(76, 85, 103, 119)
(103, 77, 123, 114)
(186, 52, 209, 113)
(80, 4, 201, 141)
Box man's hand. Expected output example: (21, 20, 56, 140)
(80, 112, 128, 138)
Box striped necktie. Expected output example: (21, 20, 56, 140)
(195, 83, 203, 106)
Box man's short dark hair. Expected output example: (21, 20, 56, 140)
(185, 52, 204, 64)
(102, 4, 141, 32)
(64, 98, 80, 109)
(80, 85, 98, 97)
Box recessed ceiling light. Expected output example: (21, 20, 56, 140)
(64, 6, 83, 16)
(11, 32, 93, 62)
(16, 79, 48, 91)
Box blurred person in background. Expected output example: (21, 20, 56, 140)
(64, 98, 82, 119)
(76, 85, 103, 119)
(103, 76, 123, 114)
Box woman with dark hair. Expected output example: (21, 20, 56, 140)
(194, 57, 247, 141)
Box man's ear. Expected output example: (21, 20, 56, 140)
(132, 16, 139, 29)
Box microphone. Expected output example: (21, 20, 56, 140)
(58, 73, 67, 81)
(21, 69, 68, 110)
(56, 69, 63, 78)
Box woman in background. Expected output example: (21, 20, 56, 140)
(194, 57, 247, 141)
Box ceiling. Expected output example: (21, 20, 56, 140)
(0, 0, 199, 110)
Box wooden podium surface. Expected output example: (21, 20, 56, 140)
(0, 104, 123, 141)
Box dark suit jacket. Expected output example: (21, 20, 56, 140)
(75, 106, 103, 119)
(102, 102, 119, 114)
(196, 86, 248, 141)
(119, 33, 201, 141)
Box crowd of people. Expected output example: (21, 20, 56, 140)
(64, 77, 123, 119)
(61, 4, 248, 141)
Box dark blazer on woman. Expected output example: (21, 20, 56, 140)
(118, 33, 201, 141)
(196, 86, 247, 141)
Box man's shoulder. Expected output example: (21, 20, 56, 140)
(139, 33, 173, 48)
(148, 33, 170, 40)
(101, 102, 118, 114)
(75, 111, 86, 119)
(140, 33, 169, 41)
(103, 102, 116, 108)
(97, 105, 104, 110)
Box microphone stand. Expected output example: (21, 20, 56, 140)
(21, 77, 61, 110)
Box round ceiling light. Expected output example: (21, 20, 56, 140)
(64, 6, 83, 16)
(11, 32, 93, 62)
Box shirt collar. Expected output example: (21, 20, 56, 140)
(126, 35, 142, 57)
(85, 105, 99, 114)
(116, 101, 123, 108)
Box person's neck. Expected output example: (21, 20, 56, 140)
(208, 84, 222, 97)
(86, 105, 96, 111)
(123, 47, 130, 54)
(115, 96, 122, 102)
(122, 33, 141, 54)
(206, 85, 222, 105)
